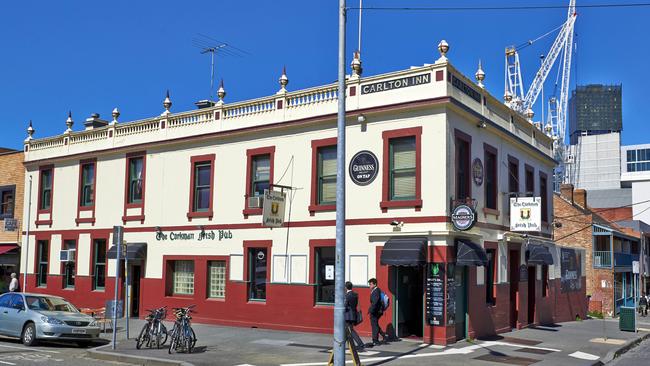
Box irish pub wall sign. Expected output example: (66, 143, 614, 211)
(155, 229, 233, 241)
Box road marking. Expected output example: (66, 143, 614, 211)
(569, 351, 600, 361)
(0, 361, 16, 365)
(0, 344, 60, 354)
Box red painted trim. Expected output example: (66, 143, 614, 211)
(243, 240, 272, 302)
(309, 137, 337, 215)
(308, 239, 335, 284)
(380, 126, 422, 212)
(76, 158, 96, 226)
(187, 154, 216, 221)
(24, 97, 452, 167)
(454, 129, 472, 200)
(35, 219, 53, 227)
(243, 146, 275, 217)
(123, 151, 147, 224)
(349, 86, 356, 96)
(483, 143, 498, 211)
(435, 70, 444, 81)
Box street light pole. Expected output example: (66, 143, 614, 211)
(333, 0, 347, 365)
(22, 176, 32, 292)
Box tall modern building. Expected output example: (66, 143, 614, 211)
(569, 84, 622, 145)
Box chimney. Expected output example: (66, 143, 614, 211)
(560, 184, 574, 203)
(84, 113, 109, 130)
(574, 189, 587, 208)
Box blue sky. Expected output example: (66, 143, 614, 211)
(1, 0, 648, 150)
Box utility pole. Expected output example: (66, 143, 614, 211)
(22, 176, 32, 292)
(333, 0, 347, 365)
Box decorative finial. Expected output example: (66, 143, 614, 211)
(544, 123, 553, 135)
(278, 66, 289, 94)
(504, 91, 513, 102)
(25, 120, 35, 141)
(111, 107, 120, 125)
(475, 59, 485, 88)
(65, 111, 74, 133)
(436, 40, 449, 64)
(350, 51, 363, 77)
(525, 108, 534, 121)
(217, 79, 226, 104)
(162, 90, 172, 115)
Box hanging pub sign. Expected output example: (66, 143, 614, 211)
(451, 204, 477, 231)
(349, 150, 379, 186)
(510, 197, 542, 232)
(472, 158, 484, 186)
(262, 189, 287, 228)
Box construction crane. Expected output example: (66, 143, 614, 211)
(504, 0, 577, 190)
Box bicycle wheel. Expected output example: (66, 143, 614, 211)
(136, 323, 150, 350)
(188, 326, 196, 352)
(168, 324, 178, 354)
(157, 322, 169, 348)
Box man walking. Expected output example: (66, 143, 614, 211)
(367, 278, 387, 346)
(9, 273, 19, 292)
(640, 293, 648, 317)
(344, 281, 365, 350)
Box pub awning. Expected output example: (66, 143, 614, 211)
(380, 237, 427, 266)
(526, 244, 554, 265)
(456, 240, 488, 266)
(107, 243, 147, 261)
(0, 245, 18, 256)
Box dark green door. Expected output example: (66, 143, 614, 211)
(395, 266, 424, 338)
(454, 265, 468, 340)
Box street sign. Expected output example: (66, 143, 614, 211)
(262, 189, 286, 228)
(3, 218, 17, 232)
(633, 260, 640, 274)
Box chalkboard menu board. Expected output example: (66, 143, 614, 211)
(426, 263, 445, 326)
(446, 264, 456, 326)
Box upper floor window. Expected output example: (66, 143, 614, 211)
(251, 155, 270, 198)
(508, 157, 519, 194)
(317, 146, 337, 205)
(127, 157, 144, 204)
(0, 185, 15, 219)
(390, 137, 416, 200)
(455, 131, 471, 200)
(484, 145, 498, 210)
(525, 165, 535, 195)
(540, 173, 549, 223)
(39, 169, 53, 211)
(193, 162, 212, 212)
(80, 162, 95, 207)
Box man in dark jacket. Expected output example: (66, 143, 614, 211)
(344, 281, 365, 350)
(367, 278, 388, 346)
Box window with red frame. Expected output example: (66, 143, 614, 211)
(317, 146, 337, 205)
(36, 240, 49, 287)
(127, 156, 144, 204)
(62, 240, 76, 289)
(80, 162, 95, 207)
(250, 155, 270, 199)
(525, 166, 535, 196)
(92, 239, 106, 291)
(456, 136, 471, 200)
(484, 146, 498, 210)
(389, 136, 417, 201)
(485, 248, 496, 305)
(540, 174, 549, 222)
(508, 158, 519, 194)
(192, 161, 212, 212)
(39, 169, 53, 210)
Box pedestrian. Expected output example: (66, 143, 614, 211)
(367, 278, 388, 347)
(9, 273, 19, 292)
(642, 294, 649, 317)
(344, 281, 365, 351)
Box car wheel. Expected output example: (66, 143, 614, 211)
(22, 323, 37, 346)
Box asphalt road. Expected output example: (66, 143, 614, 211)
(609, 337, 650, 366)
(0, 337, 134, 366)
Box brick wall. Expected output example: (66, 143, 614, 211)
(0, 151, 25, 245)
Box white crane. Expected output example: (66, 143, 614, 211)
(504, 0, 577, 190)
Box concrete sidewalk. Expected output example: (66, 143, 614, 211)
(85, 317, 650, 366)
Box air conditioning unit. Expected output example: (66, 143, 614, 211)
(248, 196, 263, 208)
(60, 249, 76, 262)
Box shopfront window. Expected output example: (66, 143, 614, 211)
(315, 247, 335, 304)
(62, 240, 76, 289)
(248, 248, 267, 301)
(92, 239, 106, 290)
(37, 240, 49, 287)
(208, 261, 226, 299)
(172, 260, 194, 295)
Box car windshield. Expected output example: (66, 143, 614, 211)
(25, 296, 78, 312)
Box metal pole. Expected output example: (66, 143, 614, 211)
(112, 226, 123, 350)
(22, 176, 32, 292)
(333, 1, 347, 364)
(125, 253, 129, 339)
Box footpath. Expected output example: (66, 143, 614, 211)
(86, 317, 650, 366)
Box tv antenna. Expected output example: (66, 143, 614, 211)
(192, 34, 250, 101)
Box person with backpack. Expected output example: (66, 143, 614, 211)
(367, 278, 388, 346)
(344, 281, 365, 351)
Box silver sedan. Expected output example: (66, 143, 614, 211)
(0, 292, 101, 346)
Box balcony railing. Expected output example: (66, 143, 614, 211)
(614, 252, 632, 267)
(593, 251, 612, 268)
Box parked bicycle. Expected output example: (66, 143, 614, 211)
(136, 306, 168, 349)
(168, 305, 197, 354)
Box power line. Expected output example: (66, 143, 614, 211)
(555, 198, 650, 219)
(348, 3, 650, 12)
(554, 205, 650, 242)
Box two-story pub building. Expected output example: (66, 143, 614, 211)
(20, 45, 586, 345)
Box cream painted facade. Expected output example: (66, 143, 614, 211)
(20, 55, 571, 343)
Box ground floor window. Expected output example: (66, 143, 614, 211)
(172, 260, 194, 295)
(37, 240, 49, 287)
(315, 246, 335, 304)
(208, 261, 226, 299)
(93, 239, 106, 290)
(248, 248, 267, 301)
(62, 240, 76, 289)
